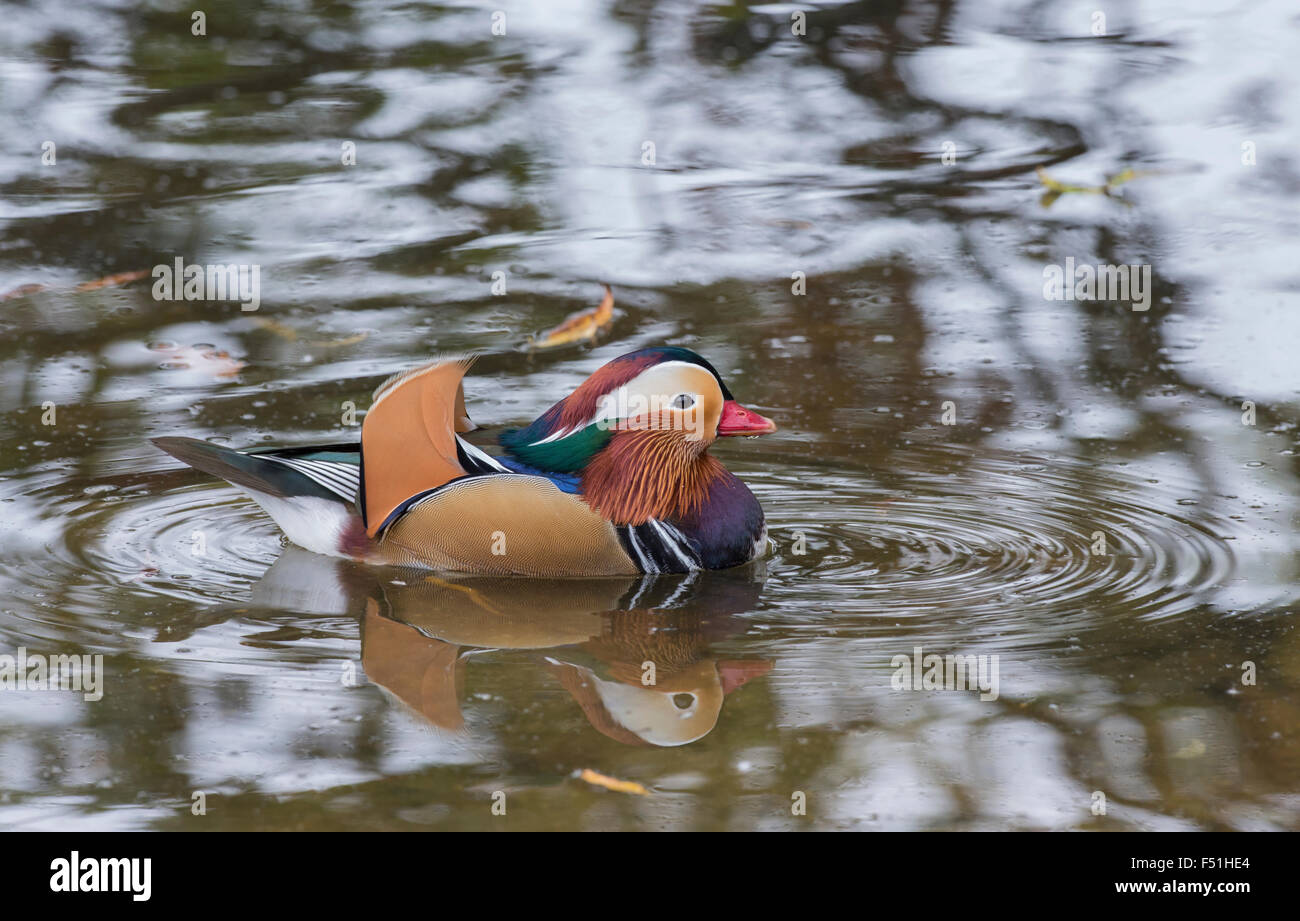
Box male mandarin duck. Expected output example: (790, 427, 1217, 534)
(153, 346, 777, 576)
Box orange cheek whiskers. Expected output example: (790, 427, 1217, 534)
(613, 408, 712, 447)
(581, 429, 725, 526)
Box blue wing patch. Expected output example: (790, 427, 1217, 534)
(492, 456, 583, 493)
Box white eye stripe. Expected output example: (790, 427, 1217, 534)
(529, 361, 718, 444)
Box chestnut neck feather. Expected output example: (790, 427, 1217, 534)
(581, 429, 726, 526)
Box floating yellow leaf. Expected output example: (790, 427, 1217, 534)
(528, 285, 615, 350)
(1035, 165, 1096, 195)
(1035, 165, 1152, 208)
(577, 768, 648, 796)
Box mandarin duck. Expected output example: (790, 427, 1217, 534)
(153, 346, 776, 576)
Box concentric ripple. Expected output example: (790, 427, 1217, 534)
(744, 445, 1242, 641)
(0, 464, 286, 648)
(0, 443, 1245, 655)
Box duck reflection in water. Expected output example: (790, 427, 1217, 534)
(252, 548, 771, 747)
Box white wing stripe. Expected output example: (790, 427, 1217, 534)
(263, 456, 359, 501)
(457, 437, 510, 472)
(289, 460, 358, 495)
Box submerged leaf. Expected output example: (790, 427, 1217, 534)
(252, 317, 368, 348)
(577, 768, 649, 795)
(252, 317, 300, 341)
(310, 331, 369, 348)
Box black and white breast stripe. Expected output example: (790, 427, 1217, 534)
(617, 519, 702, 574)
(263, 455, 361, 503)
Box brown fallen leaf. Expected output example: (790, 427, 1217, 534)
(528, 285, 615, 350)
(0, 283, 49, 301)
(76, 269, 150, 291)
(3, 268, 149, 301)
(577, 768, 649, 796)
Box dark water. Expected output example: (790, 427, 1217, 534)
(2, 0, 1298, 830)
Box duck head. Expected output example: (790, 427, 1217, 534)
(500, 347, 775, 524)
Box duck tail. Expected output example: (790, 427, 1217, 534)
(152, 436, 344, 501)
(152, 436, 361, 558)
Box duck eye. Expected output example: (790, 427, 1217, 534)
(672, 693, 696, 710)
(671, 393, 696, 410)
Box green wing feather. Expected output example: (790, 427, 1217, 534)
(500, 423, 612, 473)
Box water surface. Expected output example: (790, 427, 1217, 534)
(1, 0, 1299, 830)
